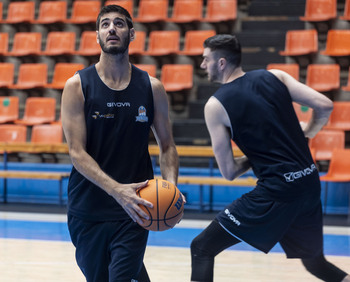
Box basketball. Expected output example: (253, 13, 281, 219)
(137, 179, 184, 231)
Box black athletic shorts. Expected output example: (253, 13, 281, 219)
(216, 188, 323, 258)
(68, 214, 149, 281)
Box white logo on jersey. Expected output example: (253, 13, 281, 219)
(107, 102, 131, 108)
(225, 209, 241, 226)
(283, 164, 317, 182)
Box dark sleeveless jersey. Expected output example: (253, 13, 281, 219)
(67, 64, 154, 221)
(214, 70, 320, 201)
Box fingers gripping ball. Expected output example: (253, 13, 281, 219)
(137, 179, 184, 231)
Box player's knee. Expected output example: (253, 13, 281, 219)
(190, 235, 213, 258)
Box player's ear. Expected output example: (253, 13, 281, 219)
(130, 28, 135, 42)
(218, 58, 226, 71)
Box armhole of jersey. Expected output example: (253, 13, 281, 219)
(214, 96, 234, 139)
(77, 72, 86, 102)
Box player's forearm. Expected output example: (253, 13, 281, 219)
(304, 107, 332, 138)
(159, 144, 179, 185)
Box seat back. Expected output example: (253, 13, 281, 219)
(0, 33, 9, 55)
(134, 64, 157, 77)
(320, 30, 350, 56)
(13, 63, 48, 89)
(306, 64, 340, 92)
(170, 0, 203, 23)
(205, 0, 237, 22)
(4, 1, 35, 23)
(9, 32, 42, 56)
(0, 2, 2, 21)
(300, 0, 337, 21)
(147, 30, 180, 56)
(20, 97, 56, 125)
(340, 0, 350, 20)
(325, 101, 350, 131)
(180, 30, 216, 56)
(35, 1, 67, 24)
(31, 124, 63, 144)
(0, 97, 19, 123)
(309, 130, 345, 161)
(293, 102, 313, 123)
(161, 64, 193, 92)
(129, 31, 146, 55)
(76, 31, 101, 56)
(0, 63, 15, 88)
(326, 149, 350, 178)
(47, 63, 84, 89)
(0, 125, 27, 143)
(280, 29, 318, 56)
(266, 63, 300, 80)
(43, 32, 76, 56)
(105, 0, 134, 16)
(135, 0, 168, 23)
(68, 1, 101, 24)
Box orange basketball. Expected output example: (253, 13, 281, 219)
(137, 179, 184, 231)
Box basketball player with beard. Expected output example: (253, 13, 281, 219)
(61, 5, 179, 282)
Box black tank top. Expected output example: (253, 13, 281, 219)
(214, 70, 320, 201)
(68, 64, 154, 220)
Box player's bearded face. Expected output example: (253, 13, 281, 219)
(207, 61, 220, 82)
(98, 30, 130, 55)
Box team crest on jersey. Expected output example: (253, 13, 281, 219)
(136, 106, 148, 122)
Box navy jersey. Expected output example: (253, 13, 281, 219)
(214, 70, 320, 201)
(67, 64, 154, 221)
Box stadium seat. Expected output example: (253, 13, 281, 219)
(134, 0, 168, 23)
(280, 29, 318, 56)
(134, 64, 157, 77)
(340, 0, 350, 20)
(2, 1, 35, 24)
(0, 124, 27, 143)
(46, 63, 85, 89)
(31, 124, 63, 144)
(66, 1, 101, 24)
(0, 2, 2, 22)
(309, 129, 345, 161)
(129, 31, 146, 55)
(146, 30, 180, 56)
(0, 33, 9, 55)
(320, 30, 350, 57)
(76, 31, 100, 56)
(266, 63, 300, 80)
(300, 0, 337, 22)
(161, 64, 193, 92)
(179, 30, 216, 56)
(32, 1, 67, 24)
(6, 32, 42, 57)
(324, 101, 350, 131)
(15, 97, 56, 126)
(9, 64, 48, 90)
(105, 0, 134, 17)
(293, 102, 313, 123)
(204, 0, 237, 22)
(0, 97, 19, 123)
(41, 32, 76, 56)
(306, 64, 340, 92)
(0, 63, 15, 88)
(169, 0, 203, 23)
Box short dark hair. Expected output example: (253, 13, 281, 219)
(203, 34, 242, 67)
(96, 5, 133, 31)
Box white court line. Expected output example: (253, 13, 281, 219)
(0, 211, 349, 235)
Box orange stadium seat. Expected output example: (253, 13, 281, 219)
(32, 1, 67, 24)
(0, 124, 27, 143)
(9, 64, 48, 90)
(46, 63, 84, 89)
(169, 0, 203, 23)
(0, 63, 15, 88)
(293, 102, 313, 123)
(309, 130, 345, 161)
(66, 1, 101, 24)
(179, 30, 216, 56)
(0, 33, 9, 55)
(6, 32, 42, 57)
(105, 0, 134, 16)
(320, 30, 350, 57)
(266, 64, 300, 80)
(161, 64, 193, 92)
(76, 31, 101, 56)
(147, 30, 180, 56)
(0, 97, 19, 124)
(134, 0, 168, 23)
(2, 1, 35, 24)
(300, 0, 337, 22)
(204, 0, 237, 22)
(324, 101, 350, 131)
(15, 97, 56, 126)
(31, 124, 63, 144)
(129, 31, 146, 55)
(306, 64, 340, 92)
(0, 2, 2, 22)
(340, 0, 350, 20)
(280, 29, 318, 56)
(41, 32, 76, 56)
(134, 64, 157, 77)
